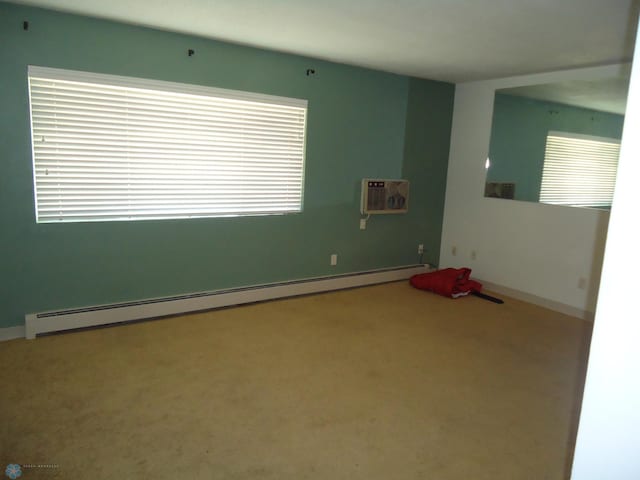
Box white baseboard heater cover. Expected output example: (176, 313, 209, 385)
(25, 264, 429, 339)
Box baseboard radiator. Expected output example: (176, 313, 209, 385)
(24, 264, 429, 339)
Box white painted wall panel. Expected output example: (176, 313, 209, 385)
(440, 65, 628, 314)
(571, 24, 640, 480)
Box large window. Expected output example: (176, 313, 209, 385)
(539, 131, 620, 208)
(28, 66, 307, 223)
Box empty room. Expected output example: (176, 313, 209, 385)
(1, 1, 639, 479)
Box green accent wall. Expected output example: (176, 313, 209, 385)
(487, 93, 624, 202)
(401, 79, 453, 268)
(0, 2, 454, 329)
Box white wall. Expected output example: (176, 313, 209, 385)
(440, 64, 629, 315)
(570, 27, 640, 480)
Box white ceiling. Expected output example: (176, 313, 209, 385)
(10, 0, 640, 82)
(499, 73, 631, 115)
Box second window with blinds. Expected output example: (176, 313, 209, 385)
(539, 131, 620, 209)
(28, 66, 308, 223)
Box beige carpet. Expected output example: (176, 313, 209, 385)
(0, 282, 591, 479)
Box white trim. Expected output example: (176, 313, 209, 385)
(24, 264, 430, 339)
(0, 325, 26, 341)
(479, 279, 594, 321)
(27, 65, 307, 108)
(547, 130, 621, 145)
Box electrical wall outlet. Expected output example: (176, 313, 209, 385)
(452, 245, 457, 256)
(578, 277, 587, 290)
(330, 254, 338, 266)
(359, 218, 367, 230)
(471, 250, 477, 260)
(418, 244, 424, 254)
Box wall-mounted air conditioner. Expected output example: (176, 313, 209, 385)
(484, 182, 515, 200)
(361, 179, 409, 214)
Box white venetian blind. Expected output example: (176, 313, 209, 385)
(539, 131, 620, 208)
(28, 66, 307, 223)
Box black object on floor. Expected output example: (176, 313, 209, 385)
(472, 291, 504, 304)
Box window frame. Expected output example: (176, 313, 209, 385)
(27, 65, 308, 223)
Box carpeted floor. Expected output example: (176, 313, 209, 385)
(0, 282, 591, 479)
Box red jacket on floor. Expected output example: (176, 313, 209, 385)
(410, 268, 482, 298)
